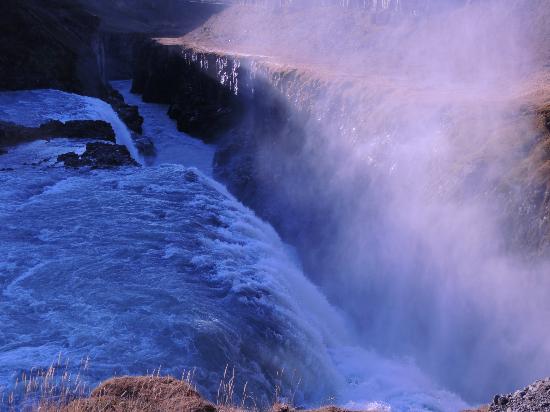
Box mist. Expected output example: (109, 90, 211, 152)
(199, 0, 550, 402)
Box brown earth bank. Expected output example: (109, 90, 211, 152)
(43, 376, 381, 412)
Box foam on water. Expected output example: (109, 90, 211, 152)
(0, 89, 468, 411)
(0, 158, 335, 404)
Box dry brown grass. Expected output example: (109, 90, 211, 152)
(30, 375, 382, 412)
(0, 359, 379, 412)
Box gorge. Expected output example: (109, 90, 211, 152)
(1, 1, 549, 411)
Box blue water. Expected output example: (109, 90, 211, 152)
(0, 85, 467, 411)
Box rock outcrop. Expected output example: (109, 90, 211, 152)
(57, 142, 138, 169)
(464, 378, 550, 412)
(103, 88, 144, 134)
(0, 120, 116, 148)
(489, 379, 550, 412)
(132, 40, 242, 141)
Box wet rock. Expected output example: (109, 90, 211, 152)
(168, 102, 235, 141)
(103, 87, 144, 134)
(0, 120, 116, 149)
(133, 133, 156, 157)
(57, 142, 138, 169)
(132, 41, 242, 142)
(39, 120, 116, 141)
(57, 152, 82, 168)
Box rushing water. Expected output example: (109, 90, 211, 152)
(0, 85, 467, 411)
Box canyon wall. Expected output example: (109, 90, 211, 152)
(0, 0, 107, 96)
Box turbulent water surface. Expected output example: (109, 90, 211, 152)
(0, 85, 467, 411)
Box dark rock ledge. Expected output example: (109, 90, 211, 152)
(0, 119, 116, 148)
(0, 119, 138, 169)
(58, 142, 138, 169)
(103, 87, 144, 134)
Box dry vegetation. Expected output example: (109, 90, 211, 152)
(1, 370, 384, 412)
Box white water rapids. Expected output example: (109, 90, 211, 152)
(0, 82, 467, 411)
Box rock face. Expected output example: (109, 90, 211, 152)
(57, 142, 138, 168)
(103, 88, 144, 134)
(132, 41, 242, 141)
(0, 0, 106, 97)
(0, 120, 116, 148)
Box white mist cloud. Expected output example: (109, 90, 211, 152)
(186, 0, 550, 403)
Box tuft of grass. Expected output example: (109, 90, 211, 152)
(0, 355, 91, 412)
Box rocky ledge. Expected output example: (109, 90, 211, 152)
(488, 378, 550, 412)
(58, 142, 138, 169)
(0, 120, 116, 148)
